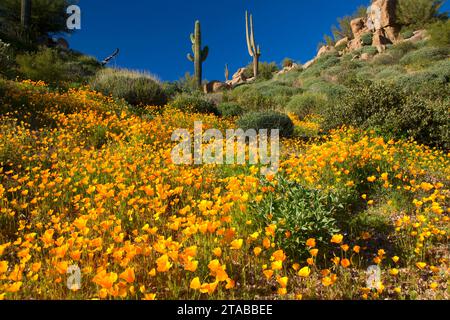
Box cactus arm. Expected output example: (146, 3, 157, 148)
(245, 11, 254, 57)
(187, 53, 194, 62)
(190, 33, 195, 44)
(250, 14, 257, 52)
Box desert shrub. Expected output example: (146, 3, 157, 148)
(161, 82, 182, 100)
(0, 40, 15, 77)
(361, 46, 378, 55)
(373, 65, 405, 80)
(250, 177, 341, 258)
(243, 61, 279, 80)
(395, 59, 450, 99)
(15, 47, 101, 85)
(64, 54, 102, 81)
(16, 47, 68, 84)
(389, 41, 417, 59)
(361, 33, 373, 46)
(217, 102, 244, 118)
(372, 52, 397, 65)
(282, 58, 294, 68)
(396, 0, 446, 29)
(253, 82, 302, 109)
(286, 92, 328, 119)
(171, 92, 218, 115)
(302, 53, 340, 77)
(308, 81, 348, 100)
(428, 19, 450, 47)
(177, 72, 199, 93)
(236, 111, 294, 138)
(90, 68, 167, 106)
(335, 42, 348, 52)
(225, 85, 275, 111)
(401, 30, 415, 39)
(399, 46, 449, 69)
(321, 60, 363, 84)
(323, 81, 449, 147)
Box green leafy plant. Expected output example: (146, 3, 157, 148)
(286, 92, 328, 119)
(428, 19, 450, 47)
(171, 92, 219, 115)
(361, 33, 373, 46)
(236, 111, 294, 138)
(217, 102, 244, 118)
(250, 177, 341, 258)
(90, 68, 167, 106)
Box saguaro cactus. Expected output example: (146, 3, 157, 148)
(187, 20, 209, 89)
(21, 0, 32, 29)
(224, 63, 229, 81)
(245, 11, 261, 78)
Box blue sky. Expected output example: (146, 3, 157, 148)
(69, 0, 449, 81)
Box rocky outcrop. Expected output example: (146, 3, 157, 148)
(203, 81, 230, 93)
(335, 37, 349, 49)
(368, 0, 397, 31)
(277, 63, 301, 75)
(404, 29, 428, 43)
(317, 45, 337, 57)
(351, 18, 368, 38)
(226, 68, 247, 87)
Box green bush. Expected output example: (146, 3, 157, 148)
(389, 41, 417, 59)
(308, 81, 348, 100)
(243, 61, 279, 80)
(335, 42, 348, 52)
(171, 92, 219, 115)
(0, 40, 14, 78)
(90, 68, 167, 106)
(401, 30, 415, 39)
(250, 177, 341, 258)
(373, 65, 405, 80)
(361, 46, 379, 55)
(323, 81, 449, 148)
(372, 52, 397, 65)
(361, 33, 373, 46)
(399, 46, 449, 69)
(286, 92, 328, 119)
(395, 59, 450, 99)
(16, 47, 101, 85)
(428, 20, 450, 47)
(225, 85, 275, 111)
(236, 111, 294, 138)
(396, 0, 445, 29)
(16, 47, 68, 84)
(217, 102, 244, 118)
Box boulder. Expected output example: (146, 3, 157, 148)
(204, 81, 230, 93)
(226, 67, 248, 87)
(303, 59, 316, 69)
(351, 18, 367, 37)
(360, 53, 371, 61)
(404, 29, 428, 43)
(335, 37, 349, 49)
(317, 45, 337, 58)
(369, 0, 397, 30)
(348, 38, 363, 51)
(372, 29, 391, 46)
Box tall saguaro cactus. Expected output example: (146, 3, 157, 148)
(187, 21, 209, 89)
(245, 11, 261, 78)
(21, 0, 32, 29)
